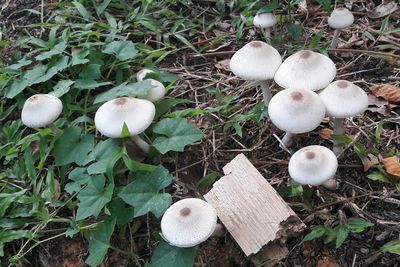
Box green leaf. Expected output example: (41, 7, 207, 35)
(74, 80, 111, 90)
(173, 33, 198, 53)
(155, 99, 190, 119)
(71, 50, 90, 66)
(35, 42, 67, 61)
(367, 170, 392, 183)
(80, 64, 102, 80)
(315, 0, 331, 12)
(50, 79, 75, 97)
(103, 41, 137, 61)
(65, 167, 91, 194)
(93, 81, 154, 104)
(288, 23, 303, 40)
(4, 64, 47, 98)
(152, 118, 204, 154)
(87, 139, 120, 175)
(108, 198, 135, 226)
(118, 165, 172, 218)
(0, 190, 26, 217)
(54, 126, 95, 166)
(302, 226, 326, 242)
(381, 240, 400, 255)
(310, 30, 324, 49)
(346, 218, 374, 233)
(197, 172, 218, 190)
(335, 225, 349, 248)
(122, 154, 157, 172)
(72, 1, 92, 20)
(257, 0, 280, 14)
(85, 217, 116, 267)
(0, 230, 32, 257)
(76, 175, 114, 220)
(150, 239, 196, 267)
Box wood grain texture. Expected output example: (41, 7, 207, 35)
(204, 154, 305, 256)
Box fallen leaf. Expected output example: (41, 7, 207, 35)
(368, 1, 398, 19)
(319, 128, 333, 140)
(361, 154, 380, 172)
(214, 59, 231, 71)
(381, 156, 400, 177)
(317, 256, 340, 267)
(368, 94, 389, 107)
(254, 243, 289, 267)
(369, 84, 400, 103)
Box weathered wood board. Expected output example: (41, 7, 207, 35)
(204, 153, 305, 256)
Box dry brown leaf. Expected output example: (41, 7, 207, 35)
(319, 128, 333, 140)
(361, 154, 380, 172)
(255, 244, 289, 267)
(214, 59, 231, 71)
(368, 1, 398, 19)
(381, 156, 400, 177)
(369, 84, 400, 103)
(317, 256, 340, 267)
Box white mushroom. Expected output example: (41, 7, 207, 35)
(319, 80, 368, 155)
(94, 97, 155, 153)
(161, 198, 218, 247)
(289, 145, 338, 190)
(21, 94, 63, 129)
(230, 41, 281, 106)
(328, 8, 354, 48)
(268, 88, 326, 147)
(136, 68, 154, 81)
(253, 13, 277, 42)
(274, 50, 336, 92)
(144, 79, 166, 102)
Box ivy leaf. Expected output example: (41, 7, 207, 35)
(103, 41, 137, 61)
(50, 79, 75, 97)
(118, 165, 172, 218)
(54, 126, 95, 166)
(76, 175, 114, 220)
(65, 167, 91, 194)
(79, 64, 102, 80)
(150, 239, 196, 267)
(302, 226, 326, 242)
(93, 81, 154, 104)
(152, 118, 204, 154)
(71, 50, 90, 66)
(86, 139, 120, 175)
(4, 64, 47, 98)
(381, 240, 400, 255)
(35, 42, 67, 61)
(0, 230, 33, 257)
(108, 198, 135, 226)
(85, 217, 116, 267)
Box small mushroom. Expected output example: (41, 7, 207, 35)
(161, 198, 222, 248)
(319, 80, 368, 155)
(274, 50, 336, 92)
(94, 97, 155, 154)
(230, 40, 282, 107)
(253, 13, 277, 42)
(289, 145, 338, 190)
(328, 7, 354, 48)
(144, 79, 166, 102)
(269, 88, 326, 147)
(136, 68, 154, 81)
(21, 94, 63, 131)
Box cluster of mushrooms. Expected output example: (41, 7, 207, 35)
(21, 68, 166, 154)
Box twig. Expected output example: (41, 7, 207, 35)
(315, 191, 381, 209)
(328, 48, 400, 59)
(192, 50, 236, 58)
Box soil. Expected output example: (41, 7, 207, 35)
(1, 0, 400, 266)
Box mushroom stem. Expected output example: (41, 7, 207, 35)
(130, 135, 150, 154)
(49, 123, 60, 134)
(281, 132, 294, 147)
(212, 224, 225, 237)
(262, 28, 271, 43)
(332, 117, 345, 155)
(330, 29, 341, 48)
(322, 178, 338, 190)
(259, 80, 272, 108)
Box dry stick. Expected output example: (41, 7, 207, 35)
(327, 48, 400, 58)
(316, 191, 381, 209)
(330, 29, 341, 48)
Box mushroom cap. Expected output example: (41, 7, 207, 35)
(230, 41, 282, 81)
(253, 13, 277, 28)
(319, 80, 368, 118)
(136, 68, 154, 81)
(274, 50, 336, 91)
(144, 79, 166, 102)
(161, 198, 217, 248)
(328, 8, 354, 29)
(269, 88, 326, 134)
(94, 97, 155, 138)
(21, 94, 63, 128)
(289, 145, 338, 186)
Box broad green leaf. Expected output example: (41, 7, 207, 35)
(118, 165, 172, 218)
(381, 240, 400, 255)
(80, 64, 102, 80)
(315, 0, 331, 12)
(54, 126, 95, 166)
(152, 118, 204, 154)
(71, 50, 90, 66)
(0, 58, 32, 75)
(103, 41, 137, 61)
(72, 1, 92, 20)
(85, 217, 116, 267)
(65, 167, 91, 194)
(97, 0, 113, 14)
(302, 226, 325, 242)
(0, 190, 26, 217)
(257, 0, 280, 14)
(50, 79, 75, 97)
(86, 139, 120, 175)
(197, 172, 218, 190)
(0, 230, 33, 256)
(310, 30, 324, 49)
(76, 175, 114, 220)
(74, 80, 111, 90)
(122, 154, 157, 172)
(367, 170, 392, 183)
(35, 56, 70, 84)
(150, 239, 196, 267)
(4, 64, 47, 98)
(93, 81, 153, 104)
(35, 42, 67, 61)
(346, 218, 374, 233)
(108, 198, 135, 226)
(155, 99, 190, 119)
(335, 225, 349, 248)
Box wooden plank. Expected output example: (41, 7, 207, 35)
(204, 154, 305, 256)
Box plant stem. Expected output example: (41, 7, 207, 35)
(330, 29, 341, 48)
(281, 132, 294, 148)
(262, 28, 271, 43)
(131, 135, 150, 154)
(259, 80, 272, 108)
(333, 117, 345, 155)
